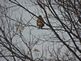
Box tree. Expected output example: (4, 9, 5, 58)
(0, 0, 81, 61)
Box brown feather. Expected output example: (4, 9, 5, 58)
(37, 15, 44, 28)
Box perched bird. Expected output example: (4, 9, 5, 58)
(37, 15, 44, 29)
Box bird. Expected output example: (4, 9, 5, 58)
(37, 15, 44, 29)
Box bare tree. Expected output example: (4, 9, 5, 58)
(0, 0, 81, 61)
